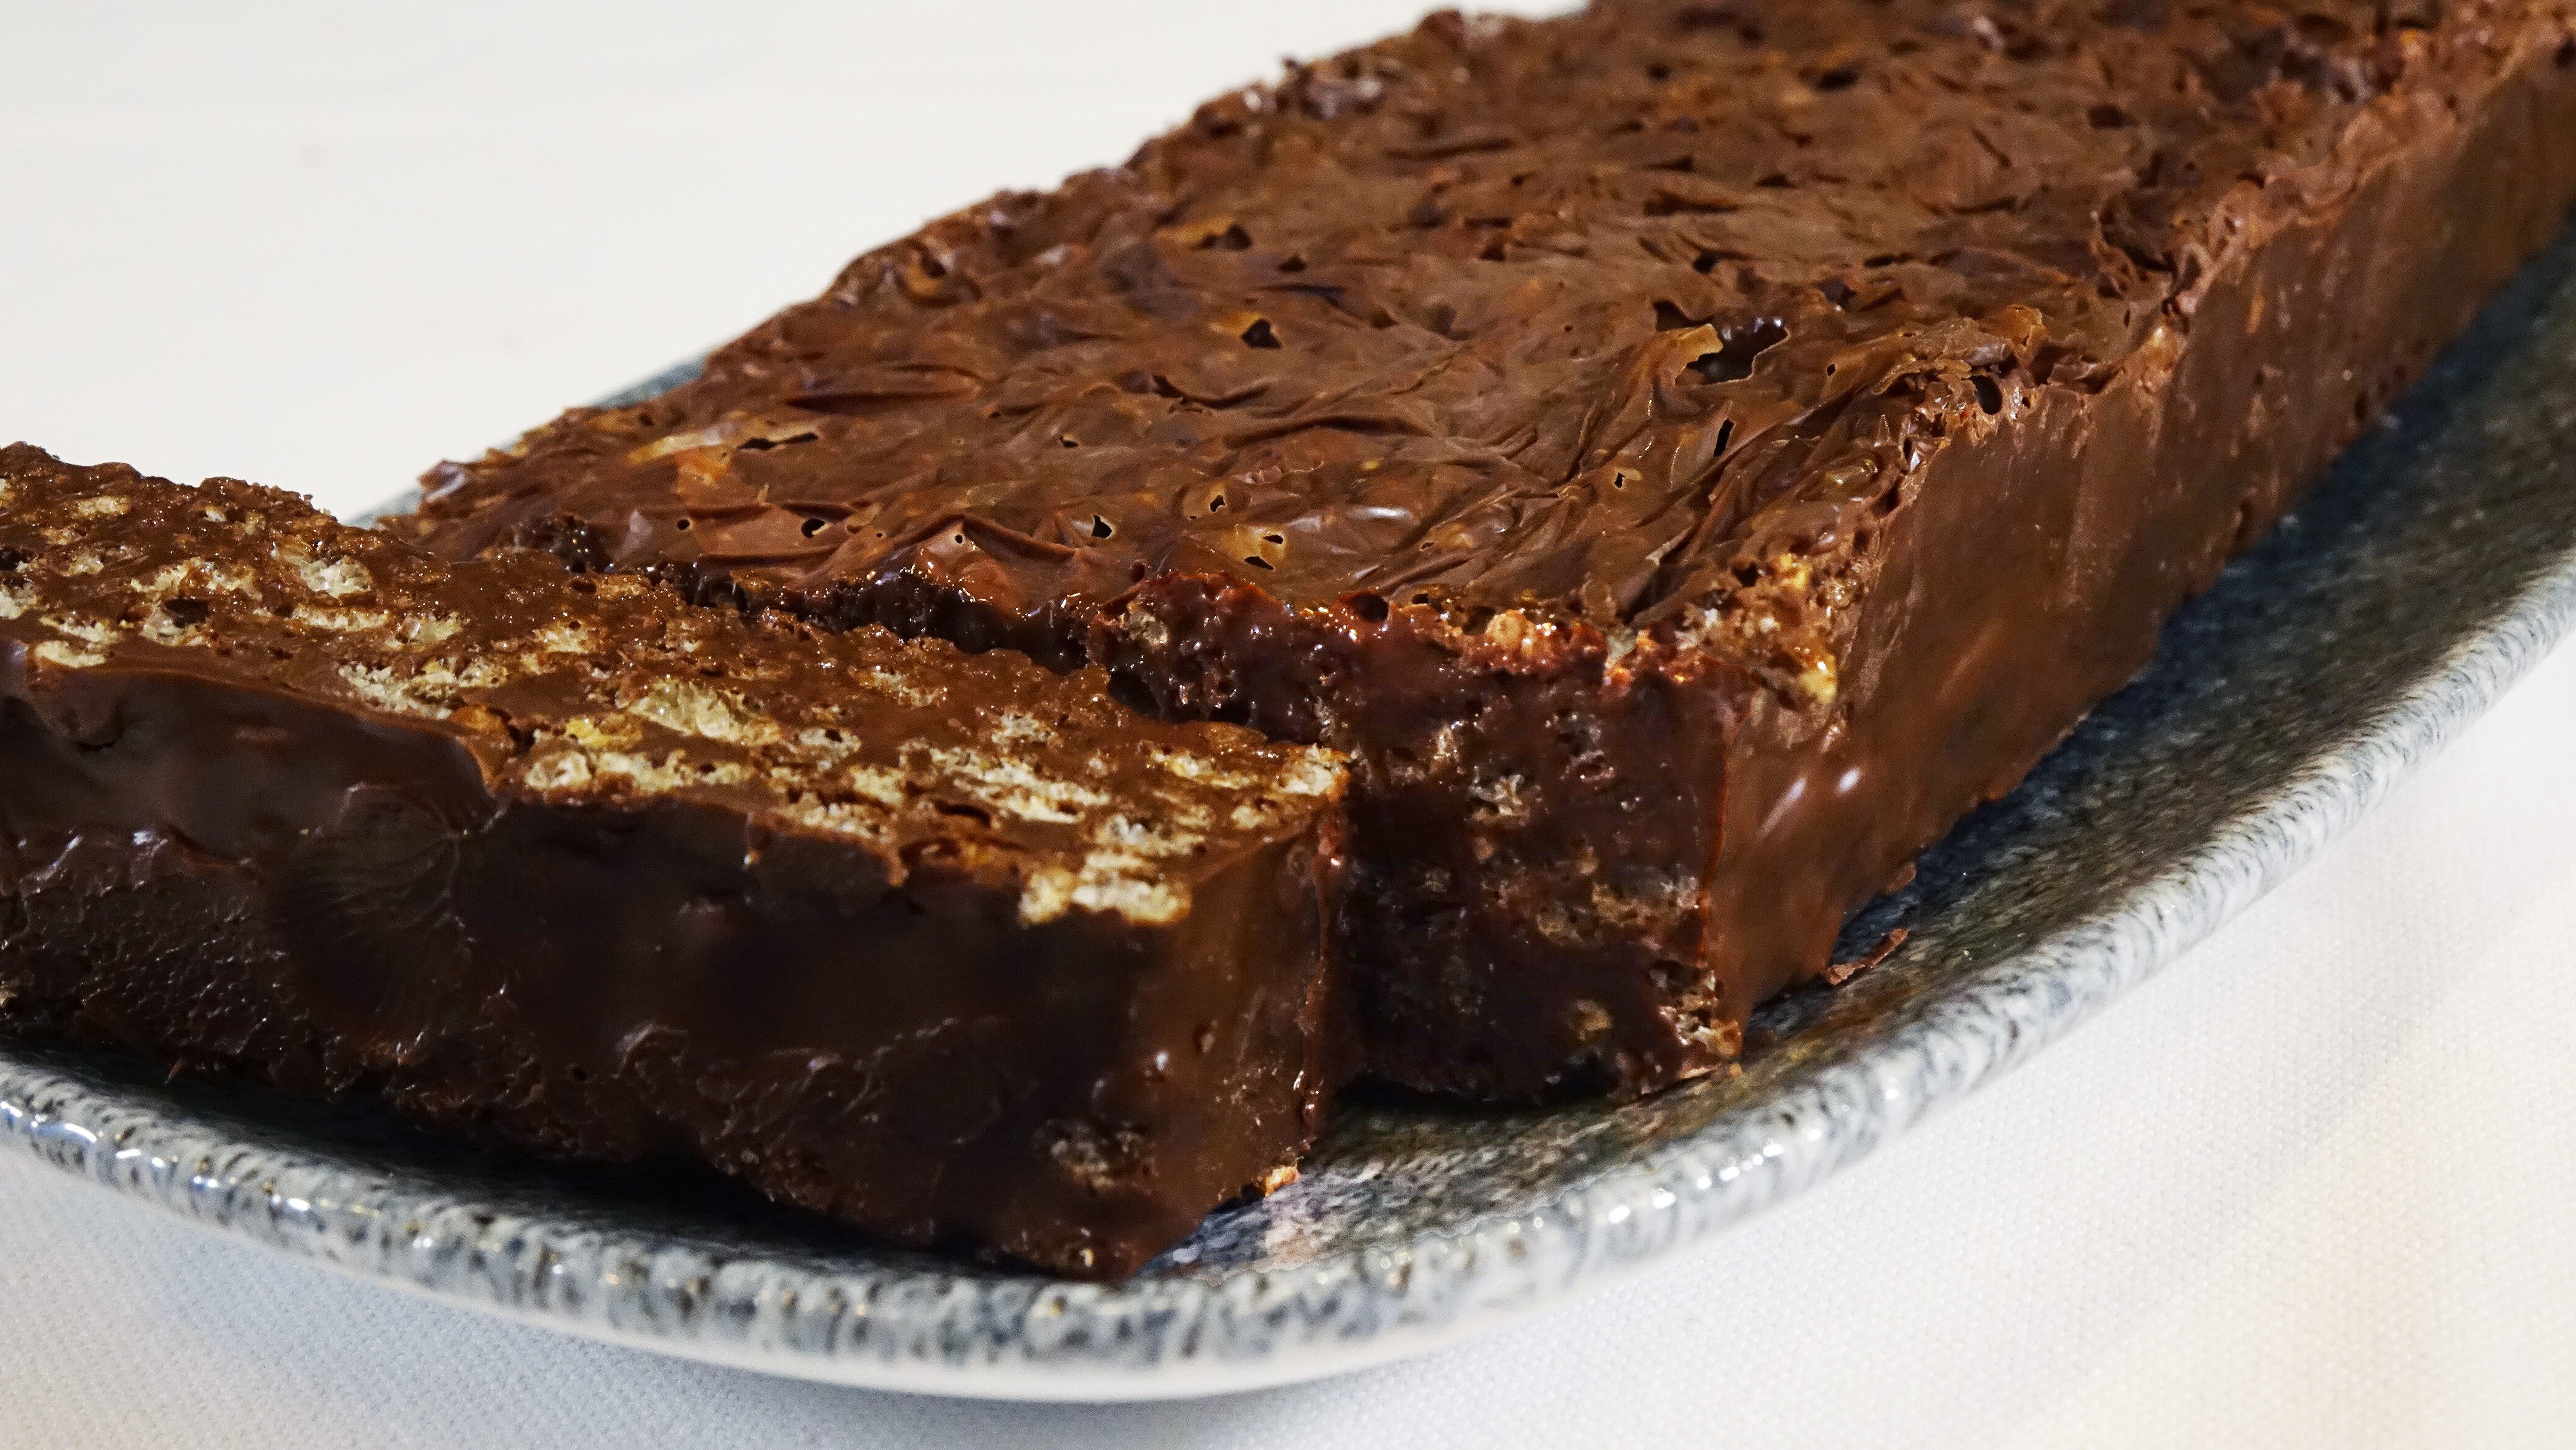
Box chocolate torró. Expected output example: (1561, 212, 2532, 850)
(408, 0, 2576, 1098)
(0, 445, 1346, 1277)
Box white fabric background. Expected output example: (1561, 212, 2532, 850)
(5, 4, 2576, 1444)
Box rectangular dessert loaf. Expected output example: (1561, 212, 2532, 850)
(406, 0, 2576, 1098)
(0, 445, 1345, 1277)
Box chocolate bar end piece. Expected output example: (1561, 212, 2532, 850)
(0, 444, 1347, 1276)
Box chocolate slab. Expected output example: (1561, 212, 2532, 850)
(406, 0, 2576, 1098)
(0, 446, 1347, 1277)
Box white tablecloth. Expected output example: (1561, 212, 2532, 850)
(6, 4, 2575, 1443)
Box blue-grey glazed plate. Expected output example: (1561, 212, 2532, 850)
(9, 231, 2576, 1402)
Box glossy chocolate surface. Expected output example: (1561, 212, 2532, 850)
(410, 0, 2576, 1096)
(0, 446, 1347, 1277)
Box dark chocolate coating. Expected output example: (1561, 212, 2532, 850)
(0, 447, 1347, 1277)
(407, 0, 2576, 1097)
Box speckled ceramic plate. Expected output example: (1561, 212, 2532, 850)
(10, 231, 2576, 1403)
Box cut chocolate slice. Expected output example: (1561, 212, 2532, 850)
(406, 0, 2576, 1099)
(0, 444, 1346, 1278)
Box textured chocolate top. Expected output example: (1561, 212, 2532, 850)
(0, 445, 1343, 926)
(411, 0, 2555, 699)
